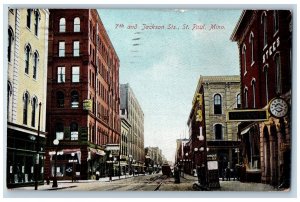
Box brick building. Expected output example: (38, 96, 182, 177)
(45, 9, 120, 180)
(231, 10, 292, 187)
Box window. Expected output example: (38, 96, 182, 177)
(25, 45, 31, 74)
(23, 92, 29, 125)
(244, 88, 248, 108)
(264, 65, 269, 103)
(242, 44, 247, 74)
(214, 94, 222, 114)
(57, 67, 65, 83)
(34, 10, 40, 36)
(251, 80, 256, 108)
(7, 82, 12, 119)
(74, 17, 80, 32)
(31, 97, 37, 127)
(215, 124, 222, 140)
(73, 41, 80, 57)
(70, 122, 79, 140)
(27, 9, 32, 29)
(237, 94, 241, 108)
(249, 33, 254, 64)
(72, 66, 80, 82)
(71, 91, 79, 108)
(262, 12, 268, 47)
(59, 41, 65, 57)
(55, 123, 64, 140)
(274, 11, 279, 34)
(33, 52, 38, 79)
(56, 91, 64, 108)
(8, 28, 14, 62)
(275, 54, 282, 94)
(59, 18, 66, 32)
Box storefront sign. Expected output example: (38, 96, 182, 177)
(83, 99, 92, 111)
(263, 37, 280, 64)
(227, 109, 268, 121)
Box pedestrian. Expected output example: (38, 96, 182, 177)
(226, 166, 230, 181)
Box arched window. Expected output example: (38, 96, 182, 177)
(23, 92, 29, 125)
(251, 79, 256, 108)
(7, 82, 12, 119)
(33, 51, 38, 79)
(8, 27, 14, 62)
(249, 33, 254, 64)
(215, 124, 223, 140)
(31, 97, 37, 127)
(275, 54, 282, 94)
(71, 91, 79, 108)
(242, 44, 247, 74)
(55, 123, 64, 140)
(34, 10, 40, 36)
(25, 45, 31, 74)
(74, 17, 80, 32)
(56, 91, 64, 108)
(70, 122, 79, 140)
(262, 12, 268, 47)
(264, 65, 269, 103)
(244, 88, 248, 108)
(274, 11, 279, 34)
(214, 94, 222, 114)
(59, 18, 66, 32)
(237, 94, 241, 108)
(26, 9, 32, 28)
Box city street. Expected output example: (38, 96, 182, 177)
(8, 173, 283, 192)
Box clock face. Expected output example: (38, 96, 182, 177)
(269, 98, 289, 118)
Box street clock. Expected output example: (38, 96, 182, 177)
(268, 97, 289, 118)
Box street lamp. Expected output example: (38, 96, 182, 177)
(52, 139, 59, 188)
(109, 153, 112, 182)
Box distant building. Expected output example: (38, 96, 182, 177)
(175, 138, 189, 168)
(7, 8, 49, 188)
(45, 9, 120, 180)
(120, 83, 144, 173)
(231, 10, 292, 187)
(120, 110, 131, 174)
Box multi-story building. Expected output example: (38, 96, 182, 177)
(187, 75, 241, 177)
(120, 109, 131, 174)
(175, 138, 189, 169)
(45, 9, 120, 180)
(7, 8, 49, 188)
(231, 10, 292, 187)
(120, 83, 144, 173)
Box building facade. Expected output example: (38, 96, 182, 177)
(7, 8, 49, 187)
(120, 83, 144, 173)
(187, 75, 241, 177)
(45, 9, 120, 180)
(231, 10, 292, 187)
(120, 110, 131, 174)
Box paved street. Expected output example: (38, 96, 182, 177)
(8, 173, 285, 192)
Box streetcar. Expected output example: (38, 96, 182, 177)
(161, 164, 172, 177)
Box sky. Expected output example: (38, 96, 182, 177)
(98, 9, 242, 162)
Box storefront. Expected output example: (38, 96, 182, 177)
(7, 128, 46, 188)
